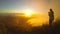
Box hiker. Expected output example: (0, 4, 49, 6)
(48, 9, 54, 26)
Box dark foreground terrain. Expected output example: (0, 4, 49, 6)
(0, 13, 60, 34)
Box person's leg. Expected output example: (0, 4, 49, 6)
(49, 19, 52, 26)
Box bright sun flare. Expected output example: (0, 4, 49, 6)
(24, 9, 33, 17)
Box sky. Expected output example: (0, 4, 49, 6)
(0, 0, 50, 12)
(0, 0, 60, 19)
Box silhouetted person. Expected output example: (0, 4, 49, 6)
(48, 9, 54, 26)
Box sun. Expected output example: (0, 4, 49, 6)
(24, 9, 33, 17)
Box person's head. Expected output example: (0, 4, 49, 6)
(49, 8, 54, 14)
(50, 8, 53, 12)
(50, 9, 52, 11)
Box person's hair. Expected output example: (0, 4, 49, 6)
(50, 8, 54, 14)
(50, 9, 53, 11)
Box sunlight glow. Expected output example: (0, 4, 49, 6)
(24, 9, 33, 17)
(27, 14, 49, 26)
